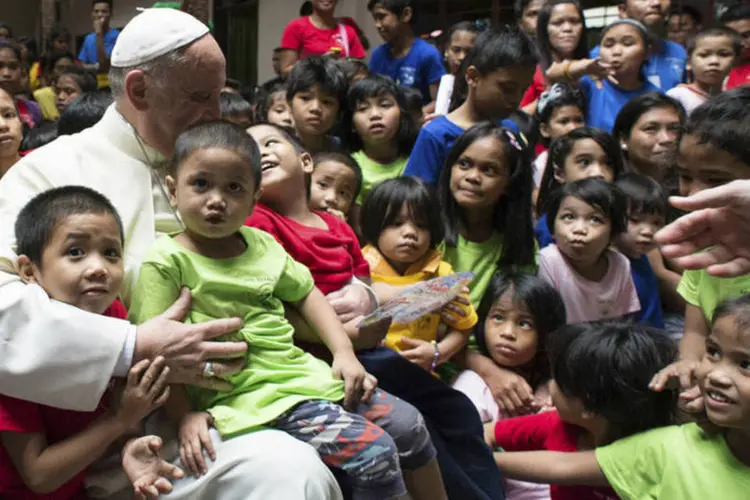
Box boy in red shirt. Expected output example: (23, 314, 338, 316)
(487, 321, 678, 500)
(723, 4, 750, 89)
(0, 186, 172, 499)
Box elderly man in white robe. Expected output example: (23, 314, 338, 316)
(0, 8, 376, 499)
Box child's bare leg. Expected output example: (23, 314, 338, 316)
(404, 458, 448, 500)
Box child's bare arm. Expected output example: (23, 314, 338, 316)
(493, 450, 609, 487)
(0, 358, 169, 494)
(680, 304, 710, 362)
(647, 248, 685, 313)
(436, 329, 469, 364)
(164, 385, 193, 424)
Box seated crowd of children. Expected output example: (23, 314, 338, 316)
(2, 0, 750, 499)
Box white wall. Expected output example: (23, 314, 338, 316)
(256, 0, 380, 84)
(1, 0, 42, 38)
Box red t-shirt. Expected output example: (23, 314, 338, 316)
(246, 204, 370, 295)
(0, 301, 126, 500)
(280, 16, 366, 59)
(494, 411, 619, 500)
(726, 63, 750, 90)
(520, 65, 547, 108)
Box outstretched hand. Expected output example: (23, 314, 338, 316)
(123, 436, 184, 500)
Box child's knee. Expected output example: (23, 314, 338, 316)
(372, 397, 436, 470)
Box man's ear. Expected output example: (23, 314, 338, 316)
(401, 7, 413, 24)
(124, 70, 150, 112)
(300, 152, 314, 175)
(15, 255, 38, 285)
(165, 174, 178, 208)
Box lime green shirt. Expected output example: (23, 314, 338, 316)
(352, 150, 408, 204)
(129, 227, 344, 438)
(596, 424, 750, 499)
(677, 269, 750, 322)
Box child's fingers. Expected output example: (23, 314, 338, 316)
(148, 368, 171, 404)
(190, 436, 208, 474)
(154, 477, 176, 494)
(153, 386, 171, 408)
(181, 443, 200, 477)
(139, 356, 167, 392)
(199, 426, 217, 461)
(127, 359, 152, 387)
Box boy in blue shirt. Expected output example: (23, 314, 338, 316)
(591, 0, 686, 91)
(367, 0, 445, 112)
(615, 173, 666, 329)
(78, 0, 119, 76)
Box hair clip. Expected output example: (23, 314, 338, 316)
(536, 83, 567, 117)
(505, 130, 523, 152)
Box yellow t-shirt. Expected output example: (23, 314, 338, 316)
(362, 244, 478, 351)
(32, 86, 60, 121)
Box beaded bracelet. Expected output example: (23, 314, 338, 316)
(430, 340, 440, 372)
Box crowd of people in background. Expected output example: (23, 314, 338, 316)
(2, 0, 750, 499)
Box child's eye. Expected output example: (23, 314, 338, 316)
(590, 215, 605, 224)
(629, 216, 640, 224)
(317, 181, 329, 188)
(518, 320, 533, 329)
(105, 248, 121, 259)
(192, 178, 209, 189)
(705, 345, 721, 360)
(228, 182, 243, 193)
(67, 247, 84, 258)
(560, 213, 574, 221)
(491, 314, 504, 322)
(740, 359, 750, 371)
(457, 159, 471, 169)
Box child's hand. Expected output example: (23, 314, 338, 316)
(178, 412, 217, 477)
(399, 337, 435, 371)
(332, 352, 367, 410)
(649, 360, 704, 413)
(484, 422, 496, 449)
(115, 357, 171, 429)
(440, 287, 471, 324)
(122, 436, 184, 500)
(486, 369, 538, 417)
(362, 372, 378, 403)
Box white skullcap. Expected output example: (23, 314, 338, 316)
(111, 8, 209, 68)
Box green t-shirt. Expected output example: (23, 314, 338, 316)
(677, 269, 750, 322)
(440, 232, 505, 311)
(351, 150, 408, 205)
(596, 423, 750, 499)
(129, 227, 345, 438)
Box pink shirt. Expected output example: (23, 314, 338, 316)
(538, 245, 640, 323)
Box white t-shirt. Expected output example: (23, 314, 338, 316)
(538, 245, 640, 323)
(533, 151, 548, 188)
(666, 85, 707, 115)
(434, 74, 455, 116)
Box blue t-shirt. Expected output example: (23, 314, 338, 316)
(78, 29, 120, 65)
(591, 39, 686, 91)
(629, 254, 665, 328)
(369, 38, 446, 105)
(580, 76, 661, 133)
(534, 213, 555, 249)
(403, 116, 519, 185)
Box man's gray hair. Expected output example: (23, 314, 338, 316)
(109, 46, 191, 97)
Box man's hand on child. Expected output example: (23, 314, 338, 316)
(179, 412, 217, 477)
(115, 357, 171, 429)
(123, 436, 184, 500)
(400, 337, 436, 371)
(488, 369, 538, 417)
(332, 352, 368, 410)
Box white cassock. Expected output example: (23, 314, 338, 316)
(0, 105, 342, 499)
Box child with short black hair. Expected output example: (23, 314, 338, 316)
(532, 84, 586, 188)
(337, 57, 370, 85)
(489, 320, 678, 500)
(346, 75, 417, 217)
(286, 55, 348, 153)
(434, 21, 479, 116)
(219, 91, 253, 128)
(540, 178, 640, 323)
(57, 89, 113, 136)
(0, 186, 171, 499)
(55, 66, 98, 113)
(254, 81, 294, 129)
(667, 28, 740, 114)
(360, 176, 477, 371)
(405, 27, 536, 184)
(131, 120, 439, 500)
(615, 173, 667, 329)
(309, 151, 362, 220)
(535, 127, 625, 248)
(367, 0, 445, 111)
